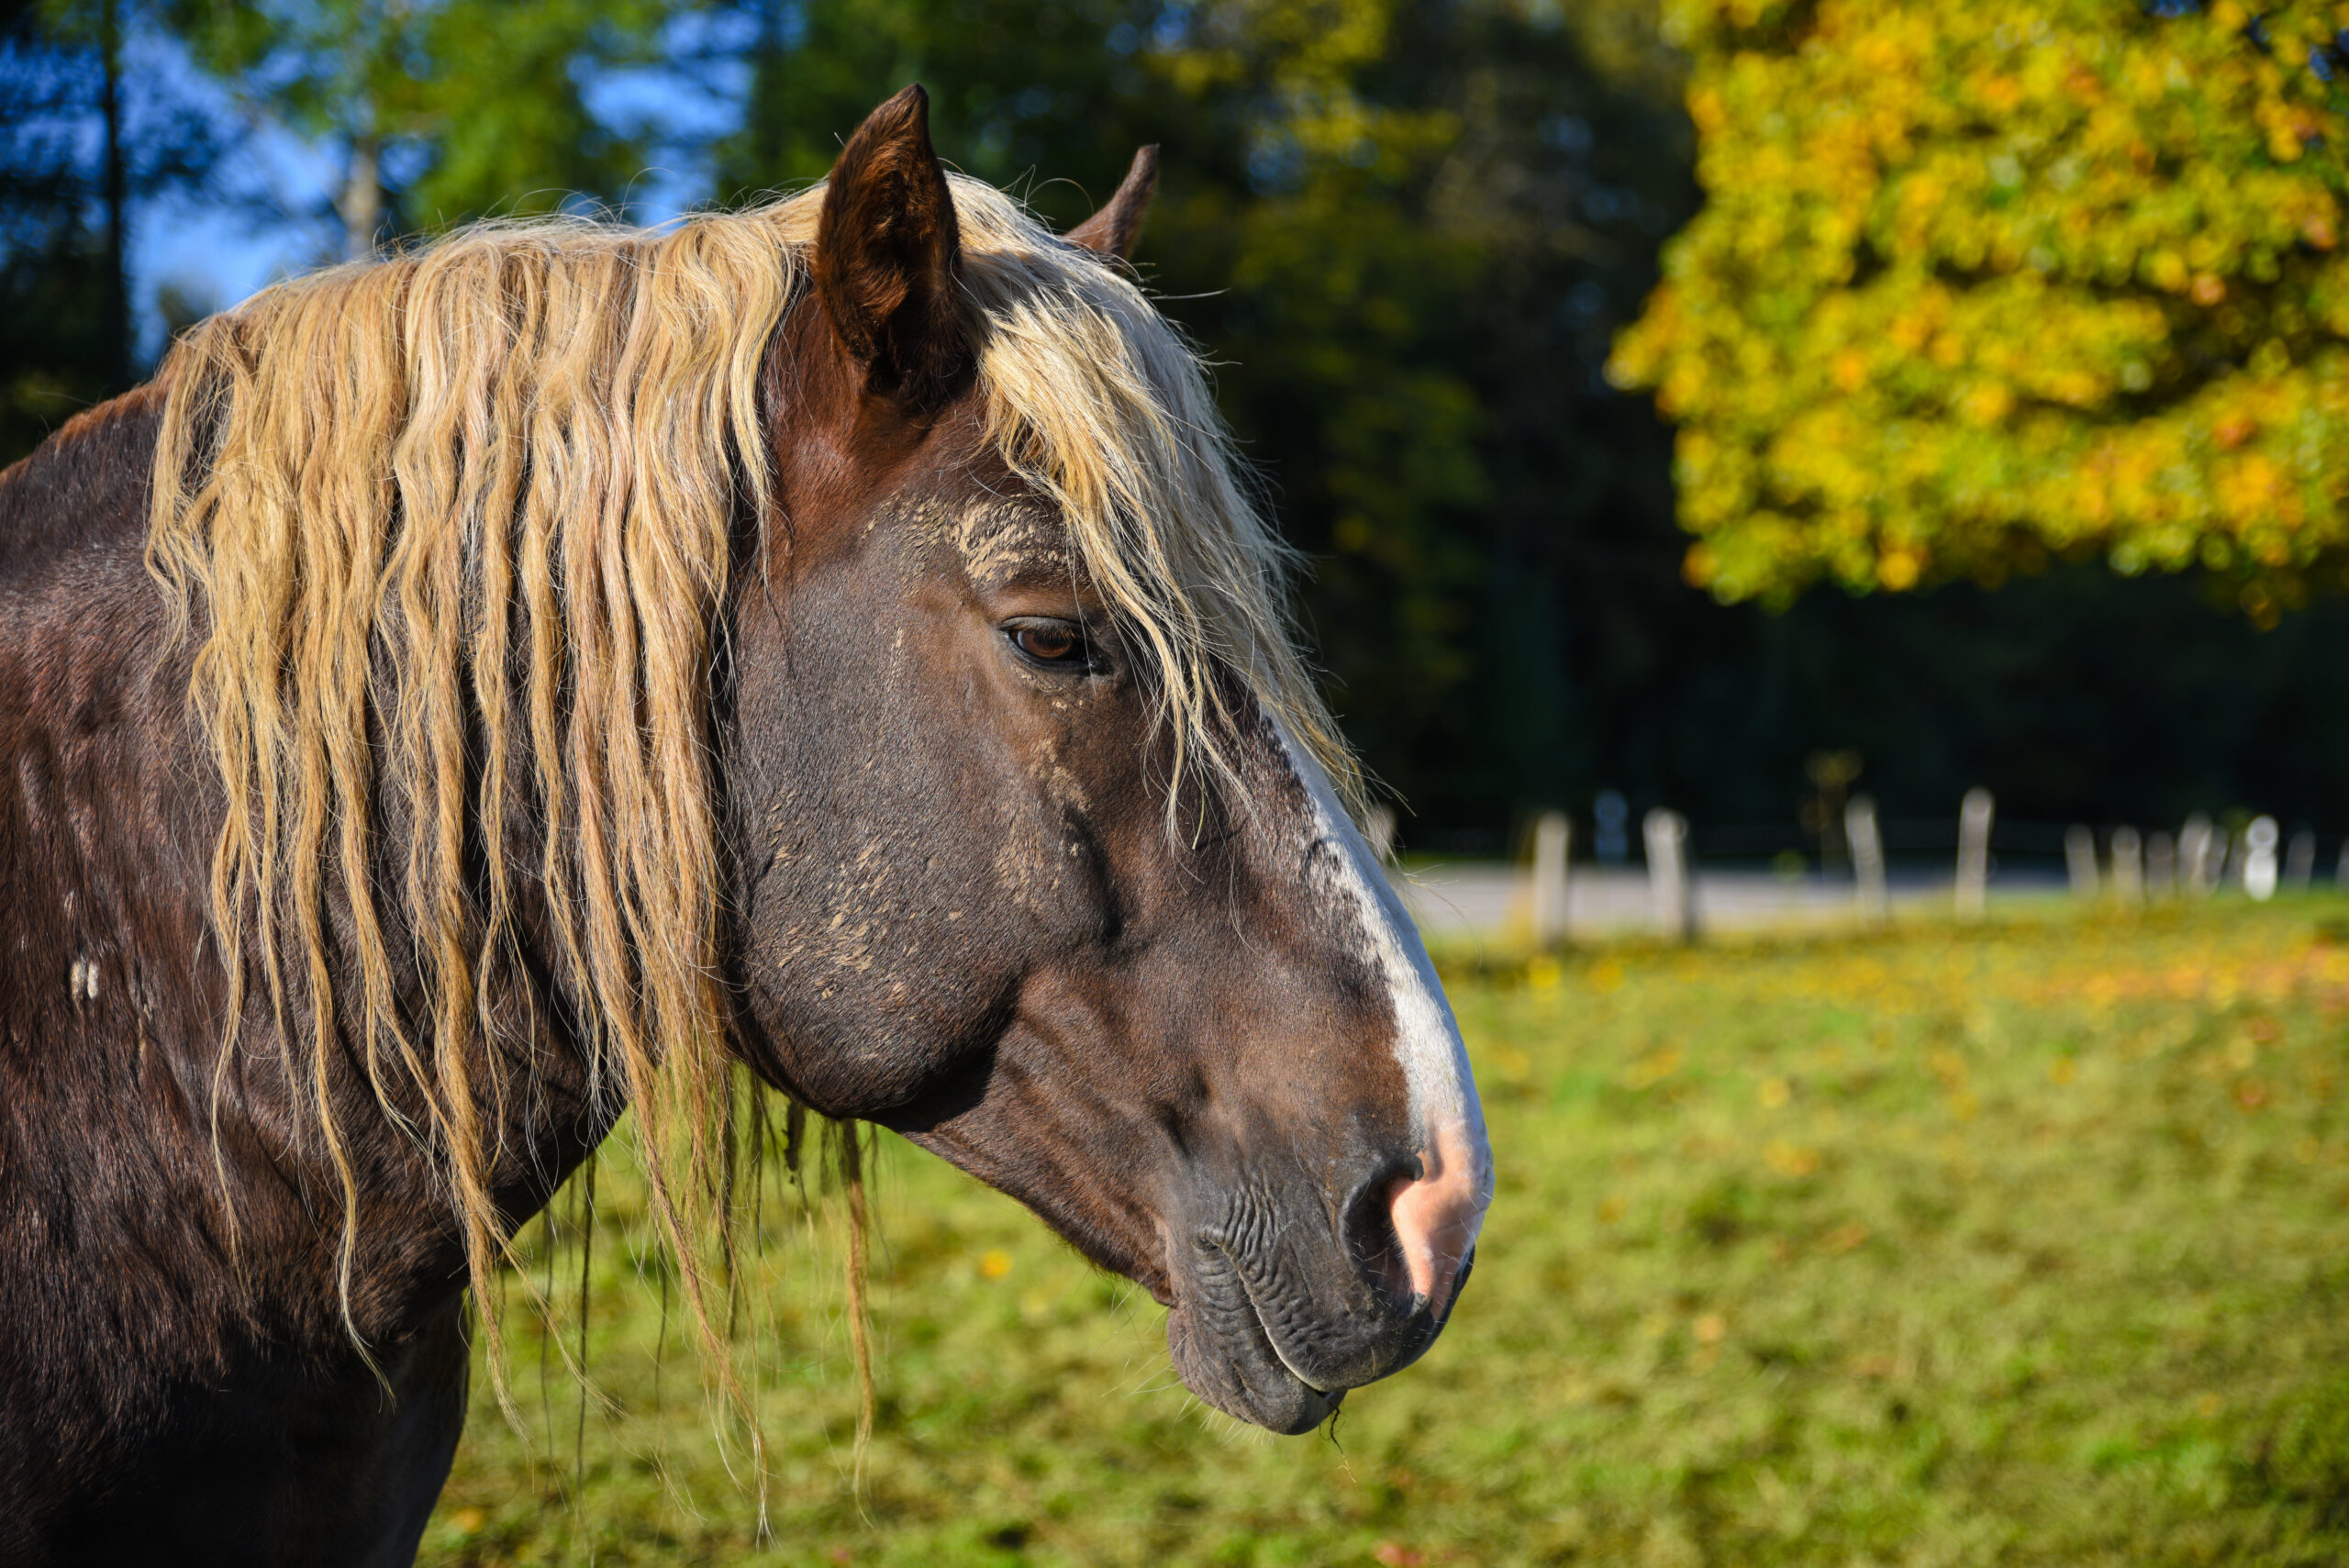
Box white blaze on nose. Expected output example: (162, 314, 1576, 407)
(1275, 726, 1493, 1317)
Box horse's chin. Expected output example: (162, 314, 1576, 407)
(1164, 1298, 1345, 1435)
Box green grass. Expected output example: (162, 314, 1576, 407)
(423, 899, 2349, 1566)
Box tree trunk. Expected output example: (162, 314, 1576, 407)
(99, 0, 128, 384)
(339, 135, 380, 261)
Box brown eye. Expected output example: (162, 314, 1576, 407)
(1008, 622, 1089, 667)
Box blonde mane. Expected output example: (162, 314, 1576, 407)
(144, 175, 1354, 1427)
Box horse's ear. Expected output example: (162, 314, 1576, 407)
(816, 84, 968, 409)
(1067, 146, 1160, 261)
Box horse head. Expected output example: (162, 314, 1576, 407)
(724, 87, 1492, 1432)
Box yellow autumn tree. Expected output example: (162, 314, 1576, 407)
(1609, 0, 2349, 623)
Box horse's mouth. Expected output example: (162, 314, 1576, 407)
(1168, 1298, 1344, 1435)
(1162, 1242, 1345, 1435)
(1167, 1232, 1481, 1433)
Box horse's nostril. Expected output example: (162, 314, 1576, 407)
(1342, 1159, 1422, 1312)
(1384, 1138, 1486, 1318)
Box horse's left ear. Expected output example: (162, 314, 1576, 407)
(1067, 146, 1160, 261)
(817, 84, 969, 409)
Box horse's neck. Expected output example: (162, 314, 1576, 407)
(0, 392, 607, 1346)
(0, 394, 221, 1124)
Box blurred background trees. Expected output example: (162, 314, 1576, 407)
(0, 0, 218, 456)
(2, 0, 2344, 842)
(166, 0, 674, 256)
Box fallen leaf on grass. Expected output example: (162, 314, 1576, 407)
(1625, 1047, 1683, 1090)
(1821, 1221, 1870, 1254)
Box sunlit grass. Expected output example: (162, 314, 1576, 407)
(425, 897, 2349, 1566)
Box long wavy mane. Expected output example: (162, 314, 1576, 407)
(143, 175, 1354, 1415)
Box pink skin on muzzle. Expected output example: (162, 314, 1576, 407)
(1388, 1115, 1488, 1314)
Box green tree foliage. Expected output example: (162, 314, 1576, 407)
(1610, 0, 2349, 626)
(18, 0, 2340, 831)
(169, 0, 674, 254)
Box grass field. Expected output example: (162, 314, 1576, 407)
(422, 898, 2349, 1566)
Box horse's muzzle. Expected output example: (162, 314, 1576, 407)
(1163, 1153, 1476, 1433)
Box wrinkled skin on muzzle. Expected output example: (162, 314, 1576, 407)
(721, 86, 1491, 1434)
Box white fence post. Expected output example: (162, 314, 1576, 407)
(1643, 807, 1693, 941)
(1530, 810, 1570, 949)
(1364, 805, 1398, 866)
(2146, 830, 2176, 895)
(2064, 824, 2099, 898)
(2244, 817, 2280, 903)
(2178, 814, 2214, 895)
(2109, 826, 2144, 906)
(1846, 794, 1889, 926)
(1956, 788, 1994, 920)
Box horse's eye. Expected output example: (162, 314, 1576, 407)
(1008, 622, 1089, 667)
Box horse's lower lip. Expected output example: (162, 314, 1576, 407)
(1242, 1335, 1343, 1426)
(1161, 1272, 1343, 1432)
(1208, 1241, 1347, 1424)
(1221, 1251, 1336, 1396)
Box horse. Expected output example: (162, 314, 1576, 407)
(0, 86, 1491, 1565)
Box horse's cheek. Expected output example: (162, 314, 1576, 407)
(728, 746, 1038, 1117)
